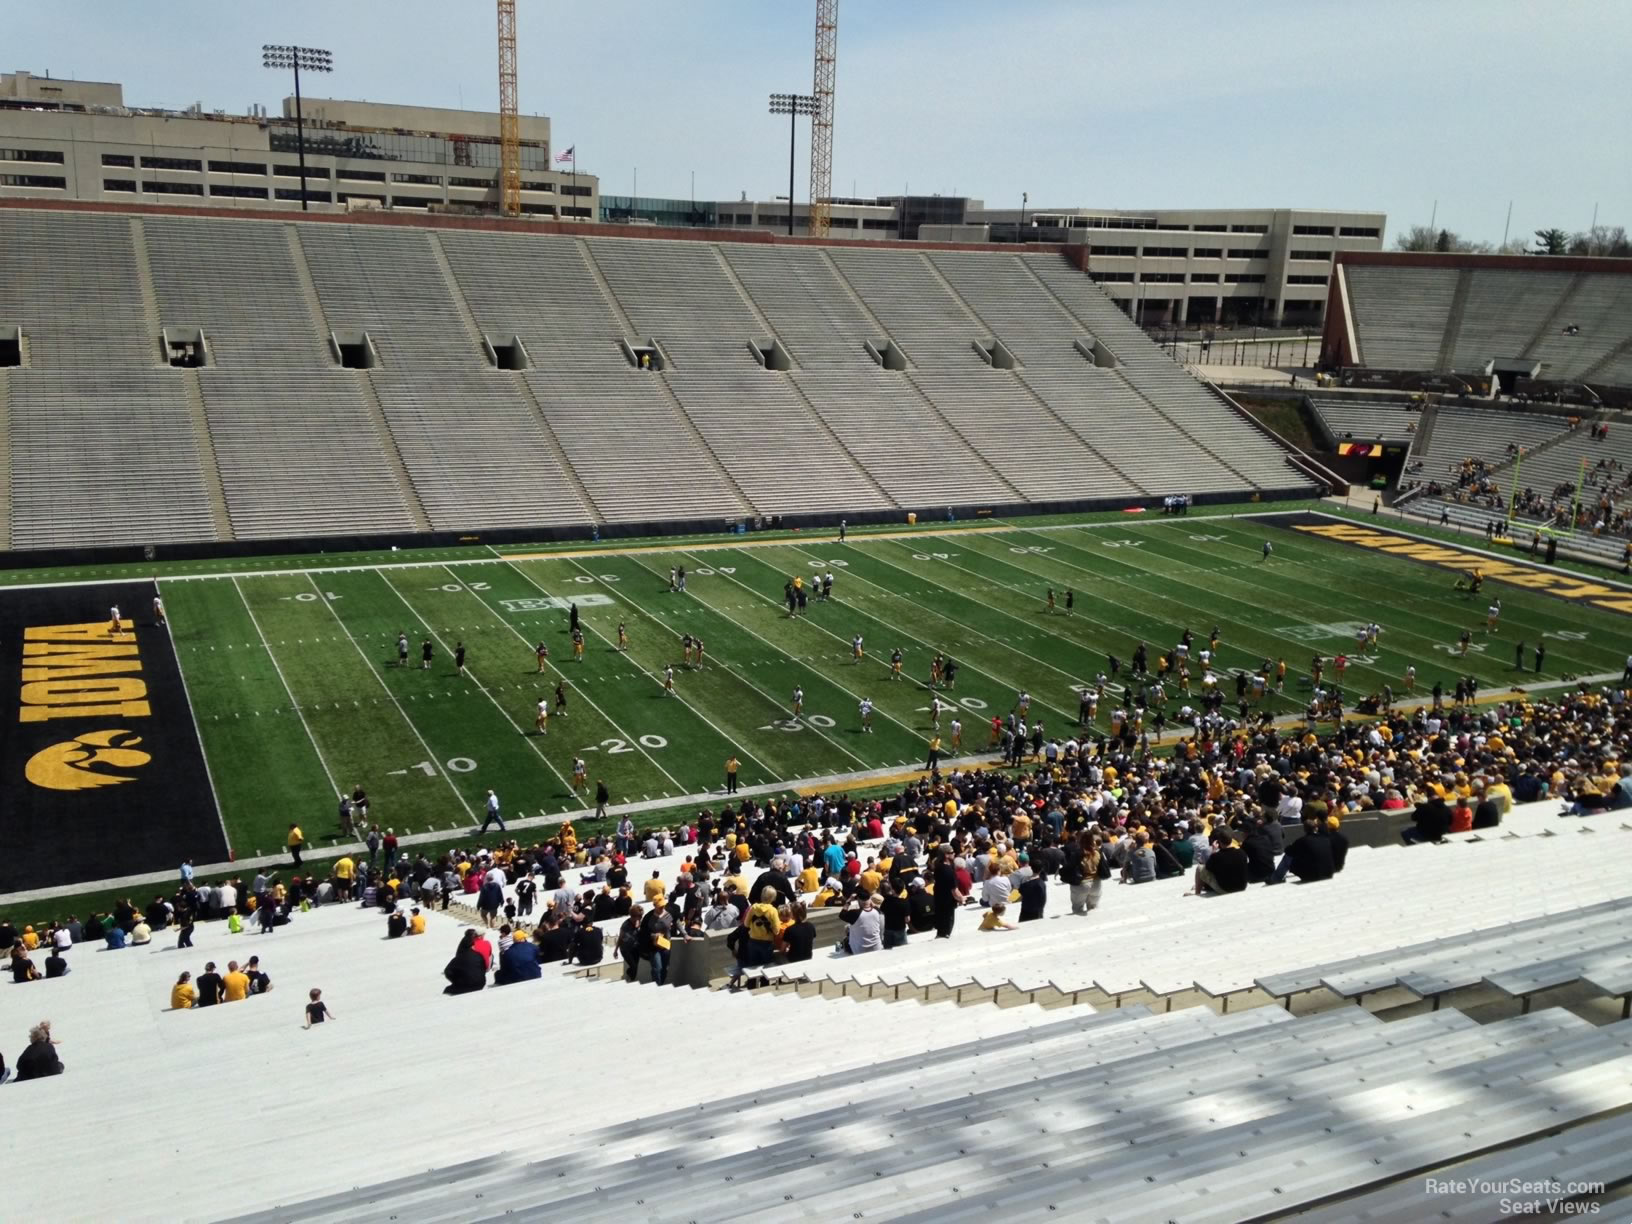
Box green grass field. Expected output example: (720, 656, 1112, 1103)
(20, 505, 1628, 873)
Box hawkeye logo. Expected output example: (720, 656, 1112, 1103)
(26, 729, 151, 791)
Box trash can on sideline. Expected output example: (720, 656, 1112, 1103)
(906, 512, 917, 525)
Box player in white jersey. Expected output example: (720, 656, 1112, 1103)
(109, 605, 123, 638)
(663, 664, 675, 694)
(791, 685, 804, 719)
(535, 698, 549, 735)
(152, 596, 166, 627)
(950, 717, 962, 751)
(930, 697, 943, 730)
(859, 697, 874, 733)
(1486, 601, 1502, 633)
(851, 634, 864, 663)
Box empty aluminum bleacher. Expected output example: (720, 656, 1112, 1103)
(1017, 365, 1230, 494)
(1449, 268, 1574, 369)
(721, 244, 880, 369)
(370, 369, 589, 530)
(792, 369, 1018, 505)
(1342, 265, 1462, 369)
(1022, 254, 1312, 492)
(1531, 273, 1632, 380)
(1309, 397, 1422, 442)
(586, 237, 763, 369)
(439, 231, 631, 372)
(298, 224, 484, 369)
(0, 209, 154, 367)
(527, 371, 748, 522)
(665, 368, 892, 515)
(200, 369, 417, 539)
(927, 249, 1096, 367)
(7, 369, 216, 548)
(144, 216, 330, 368)
(908, 367, 1141, 501)
(828, 246, 990, 367)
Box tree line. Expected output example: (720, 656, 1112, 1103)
(1394, 224, 1630, 257)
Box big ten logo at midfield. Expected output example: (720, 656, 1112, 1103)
(499, 593, 615, 613)
(26, 729, 150, 791)
(19, 619, 150, 723)
(1275, 621, 1371, 643)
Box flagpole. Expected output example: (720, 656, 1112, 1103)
(572, 148, 577, 222)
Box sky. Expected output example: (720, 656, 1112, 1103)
(13, 0, 1631, 245)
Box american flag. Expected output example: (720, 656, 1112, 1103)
(555, 145, 574, 163)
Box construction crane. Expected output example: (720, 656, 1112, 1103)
(497, 0, 521, 217)
(808, 0, 838, 238)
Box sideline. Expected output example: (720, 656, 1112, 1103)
(0, 509, 1289, 592)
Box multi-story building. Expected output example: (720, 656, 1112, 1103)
(0, 70, 598, 218)
(946, 205, 1388, 328)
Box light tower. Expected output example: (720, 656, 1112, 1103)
(261, 44, 332, 213)
(808, 0, 839, 238)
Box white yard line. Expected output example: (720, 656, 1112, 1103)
(616, 551, 871, 770)
(157, 576, 234, 859)
(447, 562, 695, 794)
(509, 556, 771, 786)
(300, 573, 475, 819)
(676, 547, 946, 744)
(374, 569, 576, 797)
(230, 575, 342, 798)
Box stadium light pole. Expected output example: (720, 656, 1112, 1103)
(263, 44, 333, 212)
(769, 93, 817, 237)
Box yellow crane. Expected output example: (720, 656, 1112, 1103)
(497, 0, 521, 218)
(808, 0, 838, 238)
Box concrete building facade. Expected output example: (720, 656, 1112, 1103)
(0, 70, 598, 219)
(947, 206, 1388, 328)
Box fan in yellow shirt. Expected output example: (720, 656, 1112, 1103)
(171, 972, 197, 1010)
(797, 865, 821, 892)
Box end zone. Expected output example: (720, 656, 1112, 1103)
(1, 580, 226, 890)
(1260, 513, 1632, 616)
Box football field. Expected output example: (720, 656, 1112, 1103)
(11, 508, 1630, 876)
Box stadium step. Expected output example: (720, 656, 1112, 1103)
(709, 245, 784, 353)
(1521, 269, 1589, 360)
(128, 216, 163, 365)
(1435, 268, 1474, 372)
(818, 248, 909, 366)
(1582, 331, 1632, 384)
(284, 225, 332, 338)
(914, 250, 996, 346)
(0, 368, 9, 548)
(648, 374, 757, 516)
(180, 367, 235, 541)
(1004, 368, 1142, 491)
(426, 232, 491, 354)
(1108, 367, 1261, 488)
(573, 237, 644, 343)
(900, 371, 1029, 500)
(357, 371, 434, 531)
(508, 370, 606, 524)
(780, 374, 901, 508)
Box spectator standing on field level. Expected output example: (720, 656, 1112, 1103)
(480, 789, 505, 834)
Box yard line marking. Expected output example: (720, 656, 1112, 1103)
(375, 571, 575, 796)
(299, 573, 475, 819)
(448, 563, 693, 794)
(675, 548, 945, 743)
(157, 577, 233, 859)
(517, 556, 774, 785)
(230, 576, 341, 798)
(619, 552, 870, 770)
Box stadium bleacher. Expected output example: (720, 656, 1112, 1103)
(13, 800, 1632, 1222)
(1342, 261, 1632, 382)
(1308, 397, 1422, 443)
(0, 205, 1319, 553)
